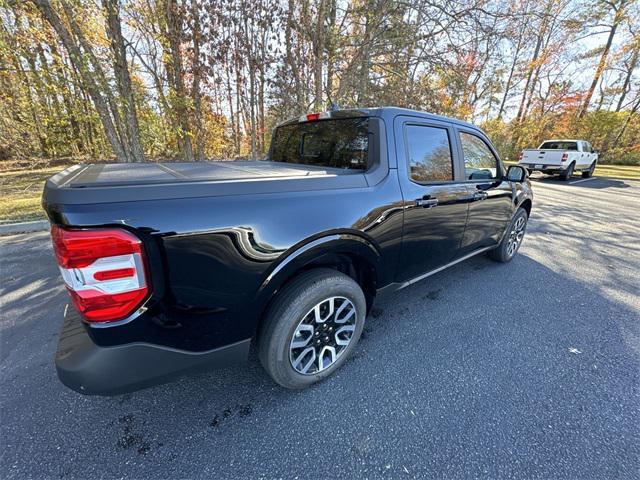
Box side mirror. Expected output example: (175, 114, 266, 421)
(506, 165, 527, 183)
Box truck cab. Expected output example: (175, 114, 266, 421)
(43, 107, 533, 394)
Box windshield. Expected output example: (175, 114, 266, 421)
(539, 141, 578, 151)
(270, 118, 369, 170)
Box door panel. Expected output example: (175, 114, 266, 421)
(455, 128, 513, 253)
(394, 116, 470, 282)
(460, 181, 513, 252)
(399, 183, 471, 280)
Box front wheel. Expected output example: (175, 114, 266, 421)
(489, 208, 528, 263)
(582, 161, 596, 178)
(257, 269, 366, 389)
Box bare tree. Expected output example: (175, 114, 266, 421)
(579, 0, 629, 118)
(103, 0, 145, 162)
(30, 0, 129, 161)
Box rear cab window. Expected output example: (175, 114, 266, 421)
(405, 125, 454, 183)
(539, 141, 578, 151)
(270, 118, 369, 170)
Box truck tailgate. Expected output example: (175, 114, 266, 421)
(521, 150, 564, 166)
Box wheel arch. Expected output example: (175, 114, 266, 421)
(254, 233, 381, 335)
(519, 198, 532, 217)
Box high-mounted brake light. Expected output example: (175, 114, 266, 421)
(561, 153, 569, 162)
(299, 111, 331, 123)
(51, 226, 150, 323)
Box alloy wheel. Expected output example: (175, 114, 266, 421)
(506, 215, 526, 257)
(289, 296, 357, 375)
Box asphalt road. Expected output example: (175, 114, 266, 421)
(1, 175, 639, 479)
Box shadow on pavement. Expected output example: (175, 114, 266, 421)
(530, 174, 631, 189)
(1, 231, 638, 478)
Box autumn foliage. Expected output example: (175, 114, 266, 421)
(0, 0, 638, 165)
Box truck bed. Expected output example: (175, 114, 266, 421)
(43, 160, 368, 205)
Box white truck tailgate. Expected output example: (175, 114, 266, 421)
(521, 150, 564, 168)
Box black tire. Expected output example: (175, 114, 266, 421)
(257, 268, 366, 389)
(489, 208, 528, 263)
(560, 162, 575, 181)
(581, 161, 596, 178)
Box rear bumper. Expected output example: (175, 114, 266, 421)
(55, 307, 250, 396)
(520, 163, 568, 172)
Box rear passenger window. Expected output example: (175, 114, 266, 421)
(459, 132, 499, 180)
(405, 125, 453, 183)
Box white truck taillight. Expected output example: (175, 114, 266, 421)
(51, 226, 150, 323)
(561, 153, 569, 162)
(518, 152, 523, 161)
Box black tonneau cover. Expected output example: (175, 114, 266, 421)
(65, 161, 348, 187)
(43, 160, 369, 205)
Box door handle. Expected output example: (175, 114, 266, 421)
(416, 197, 438, 208)
(473, 191, 489, 201)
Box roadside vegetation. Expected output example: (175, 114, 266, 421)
(593, 164, 640, 179)
(2, 0, 639, 165)
(0, 165, 63, 223)
(0, 0, 639, 223)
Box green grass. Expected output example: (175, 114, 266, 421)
(505, 161, 640, 180)
(0, 167, 64, 224)
(593, 164, 640, 180)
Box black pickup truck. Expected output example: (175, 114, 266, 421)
(43, 107, 532, 395)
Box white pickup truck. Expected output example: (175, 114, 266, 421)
(518, 139, 598, 180)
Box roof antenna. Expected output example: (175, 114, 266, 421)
(326, 91, 339, 111)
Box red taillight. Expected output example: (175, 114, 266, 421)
(306, 113, 320, 121)
(518, 152, 523, 161)
(50, 226, 150, 323)
(93, 268, 135, 281)
(67, 288, 149, 323)
(561, 153, 569, 162)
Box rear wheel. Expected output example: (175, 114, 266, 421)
(560, 162, 575, 181)
(257, 269, 366, 389)
(489, 208, 528, 263)
(582, 161, 596, 178)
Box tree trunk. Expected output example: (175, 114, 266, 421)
(244, 15, 257, 159)
(104, 0, 145, 162)
(325, 0, 337, 106)
(313, 0, 326, 110)
(579, 1, 626, 118)
(258, 57, 265, 155)
(48, 41, 83, 155)
(612, 94, 640, 145)
(190, 0, 204, 160)
(285, 0, 304, 112)
(31, 0, 128, 161)
(516, 30, 544, 122)
(616, 45, 639, 111)
(497, 32, 524, 120)
(59, 0, 132, 161)
(358, 8, 372, 105)
(165, 0, 194, 161)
